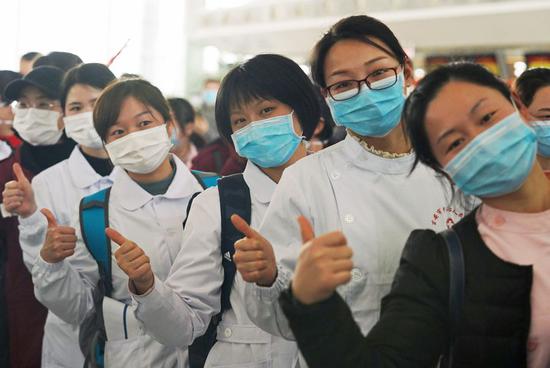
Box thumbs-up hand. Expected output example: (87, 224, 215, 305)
(108, 228, 154, 295)
(232, 214, 277, 287)
(291, 216, 354, 305)
(2, 163, 36, 217)
(40, 208, 77, 264)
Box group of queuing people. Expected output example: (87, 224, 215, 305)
(0, 13, 548, 368)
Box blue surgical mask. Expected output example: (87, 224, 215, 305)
(445, 112, 537, 198)
(231, 111, 303, 168)
(530, 120, 550, 157)
(202, 90, 217, 106)
(327, 72, 405, 137)
(170, 126, 180, 147)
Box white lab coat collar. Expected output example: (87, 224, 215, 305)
(343, 134, 416, 175)
(110, 154, 202, 211)
(242, 161, 276, 205)
(67, 147, 117, 189)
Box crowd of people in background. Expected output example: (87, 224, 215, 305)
(0, 13, 548, 368)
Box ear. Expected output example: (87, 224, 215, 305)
(313, 118, 325, 138)
(511, 92, 533, 122)
(403, 57, 415, 88)
(184, 122, 194, 137)
(166, 119, 177, 136)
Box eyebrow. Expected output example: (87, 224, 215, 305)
(537, 107, 550, 113)
(328, 56, 389, 78)
(133, 110, 152, 119)
(436, 128, 457, 145)
(469, 98, 487, 115)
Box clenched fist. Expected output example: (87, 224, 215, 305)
(291, 216, 354, 305)
(2, 163, 36, 217)
(232, 214, 277, 287)
(40, 208, 77, 263)
(108, 228, 154, 295)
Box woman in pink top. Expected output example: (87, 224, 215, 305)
(278, 62, 550, 368)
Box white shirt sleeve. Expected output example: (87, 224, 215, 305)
(31, 210, 99, 325)
(244, 169, 311, 340)
(17, 175, 49, 271)
(132, 188, 223, 349)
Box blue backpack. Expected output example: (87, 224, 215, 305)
(78, 170, 223, 368)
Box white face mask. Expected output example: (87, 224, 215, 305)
(13, 107, 63, 146)
(64, 111, 104, 150)
(105, 125, 172, 174)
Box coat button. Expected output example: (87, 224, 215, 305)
(344, 214, 354, 224)
(351, 268, 363, 281)
(224, 328, 232, 338)
(331, 171, 341, 180)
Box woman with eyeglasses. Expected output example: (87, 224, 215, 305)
(232, 15, 473, 366)
(0, 66, 76, 368)
(280, 61, 550, 368)
(2, 63, 117, 368)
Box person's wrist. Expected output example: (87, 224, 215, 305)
(40, 248, 56, 264)
(19, 202, 37, 219)
(133, 277, 154, 295)
(256, 267, 278, 287)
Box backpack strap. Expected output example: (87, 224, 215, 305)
(183, 171, 220, 230)
(441, 228, 465, 368)
(191, 170, 220, 189)
(188, 174, 251, 368)
(218, 173, 251, 312)
(79, 187, 112, 297)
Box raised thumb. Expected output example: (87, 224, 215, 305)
(13, 163, 30, 185)
(41, 208, 58, 228)
(105, 227, 127, 246)
(297, 216, 315, 245)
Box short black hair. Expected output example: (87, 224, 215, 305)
(310, 15, 408, 88)
(403, 62, 511, 180)
(515, 68, 550, 107)
(215, 54, 320, 142)
(168, 98, 195, 130)
(21, 52, 42, 61)
(94, 78, 171, 141)
(33, 51, 83, 72)
(61, 63, 116, 109)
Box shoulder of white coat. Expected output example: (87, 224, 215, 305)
(282, 140, 347, 181)
(187, 185, 221, 217)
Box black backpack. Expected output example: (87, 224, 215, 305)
(186, 173, 251, 368)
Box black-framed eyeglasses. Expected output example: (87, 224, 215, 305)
(327, 66, 401, 101)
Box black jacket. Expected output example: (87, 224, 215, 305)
(280, 209, 533, 368)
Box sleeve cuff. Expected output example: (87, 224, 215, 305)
(0, 203, 15, 218)
(131, 276, 162, 303)
(253, 264, 292, 301)
(18, 209, 44, 227)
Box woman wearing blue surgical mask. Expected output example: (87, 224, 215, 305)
(1, 63, 116, 368)
(280, 62, 550, 368)
(31, 78, 204, 367)
(111, 54, 320, 368)
(514, 67, 550, 175)
(231, 15, 474, 367)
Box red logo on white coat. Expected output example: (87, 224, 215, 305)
(431, 207, 464, 229)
